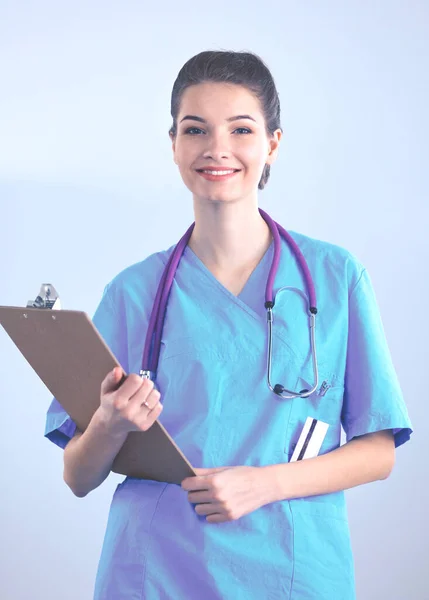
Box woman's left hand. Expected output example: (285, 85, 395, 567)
(181, 465, 274, 523)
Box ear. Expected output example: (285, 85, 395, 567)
(266, 129, 282, 166)
(170, 132, 178, 165)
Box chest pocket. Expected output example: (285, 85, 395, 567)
(283, 366, 345, 460)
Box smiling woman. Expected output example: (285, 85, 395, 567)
(171, 92, 280, 207)
(166, 54, 284, 276)
(44, 49, 413, 600)
(169, 51, 283, 192)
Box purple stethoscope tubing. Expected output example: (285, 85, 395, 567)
(140, 208, 319, 399)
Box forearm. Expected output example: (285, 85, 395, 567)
(265, 430, 396, 503)
(63, 409, 128, 498)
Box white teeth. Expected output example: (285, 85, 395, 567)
(201, 170, 236, 175)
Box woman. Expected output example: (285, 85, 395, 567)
(45, 50, 413, 599)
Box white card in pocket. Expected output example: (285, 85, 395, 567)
(290, 416, 330, 462)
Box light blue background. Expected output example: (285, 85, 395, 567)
(0, 1, 427, 598)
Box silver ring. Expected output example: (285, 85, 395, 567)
(143, 400, 150, 409)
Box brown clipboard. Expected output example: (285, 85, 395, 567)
(0, 305, 196, 485)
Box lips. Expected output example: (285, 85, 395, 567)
(196, 170, 241, 182)
(196, 169, 241, 173)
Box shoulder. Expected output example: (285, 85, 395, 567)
(285, 229, 366, 292)
(103, 244, 176, 301)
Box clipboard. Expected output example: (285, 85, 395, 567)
(0, 286, 196, 485)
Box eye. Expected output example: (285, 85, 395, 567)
(183, 127, 252, 135)
(234, 127, 252, 135)
(184, 127, 203, 135)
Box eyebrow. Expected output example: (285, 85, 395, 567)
(179, 114, 256, 124)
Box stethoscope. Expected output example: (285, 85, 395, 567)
(140, 208, 319, 399)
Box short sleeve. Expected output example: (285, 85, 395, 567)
(44, 282, 128, 449)
(341, 268, 413, 448)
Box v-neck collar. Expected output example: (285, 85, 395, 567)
(184, 239, 274, 301)
(181, 238, 307, 367)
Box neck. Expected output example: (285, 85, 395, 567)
(188, 201, 273, 273)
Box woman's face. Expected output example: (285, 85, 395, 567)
(171, 82, 282, 205)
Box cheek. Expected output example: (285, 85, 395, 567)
(244, 144, 262, 160)
(241, 142, 267, 169)
(177, 149, 199, 174)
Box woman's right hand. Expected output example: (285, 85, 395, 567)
(97, 367, 163, 436)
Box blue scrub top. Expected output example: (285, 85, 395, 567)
(45, 230, 413, 600)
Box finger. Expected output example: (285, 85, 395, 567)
(187, 490, 213, 503)
(101, 366, 126, 395)
(193, 467, 228, 476)
(181, 476, 211, 492)
(126, 379, 157, 413)
(135, 400, 163, 432)
(111, 372, 146, 402)
(206, 513, 229, 524)
(194, 502, 223, 517)
(182, 467, 230, 490)
(113, 379, 154, 418)
(138, 387, 161, 411)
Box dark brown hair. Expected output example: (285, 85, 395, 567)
(169, 50, 283, 190)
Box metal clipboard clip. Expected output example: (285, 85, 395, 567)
(26, 284, 62, 310)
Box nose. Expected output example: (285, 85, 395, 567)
(202, 150, 232, 162)
(202, 131, 234, 159)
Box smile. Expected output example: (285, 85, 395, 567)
(196, 169, 241, 181)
